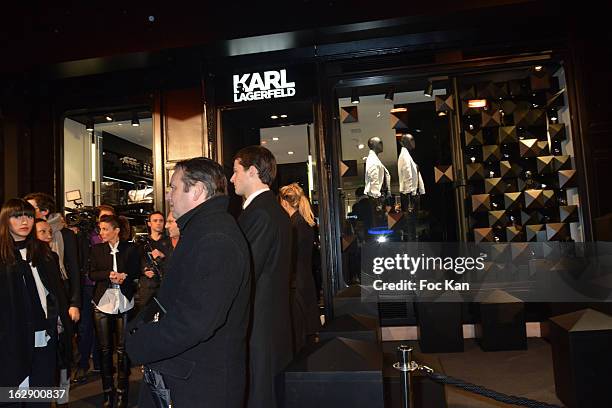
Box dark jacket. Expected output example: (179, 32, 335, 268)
(126, 196, 251, 408)
(89, 241, 140, 306)
(0, 249, 71, 386)
(238, 190, 293, 408)
(137, 236, 173, 307)
(289, 212, 321, 350)
(60, 227, 81, 308)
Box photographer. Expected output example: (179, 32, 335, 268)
(137, 211, 172, 309)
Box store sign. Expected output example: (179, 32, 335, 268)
(233, 69, 296, 102)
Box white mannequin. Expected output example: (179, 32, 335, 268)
(364, 137, 391, 198)
(398, 134, 425, 195)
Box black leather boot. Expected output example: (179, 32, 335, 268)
(115, 388, 128, 408)
(103, 388, 114, 408)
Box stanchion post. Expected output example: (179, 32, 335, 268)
(394, 344, 413, 408)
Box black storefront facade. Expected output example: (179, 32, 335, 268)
(2, 2, 611, 321)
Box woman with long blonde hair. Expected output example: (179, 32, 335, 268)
(279, 183, 320, 352)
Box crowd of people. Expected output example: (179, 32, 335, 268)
(0, 145, 321, 408)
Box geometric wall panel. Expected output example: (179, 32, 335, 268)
(482, 110, 502, 128)
(474, 227, 495, 243)
(483, 145, 502, 162)
(489, 210, 509, 227)
(477, 82, 508, 99)
(465, 129, 484, 146)
(558, 169, 577, 188)
(435, 94, 454, 112)
(525, 224, 546, 241)
(519, 139, 541, 157)
(434, 165, 454, 183)
(559, 205, 579, 223)
(527, 109, 546, 126)
(485, 177, 507, 194)
(472, 194, 492, 212)
(391, 107, 410, 130)
(340, 106, 359, 123)
(536, 156, 555, 174)
(504, 192, 523, 211)
(461, 86, 476, 100)
(506, 226, 524, 242)
(501, 100, 518, 114)
(542, 190, 556, 208)
(508, 79, 530, 97)
(467, 163, 485, 180)
(521, 210, 542, 225)
(537, 141, 550, 156)
(546, 223, 570, 241)
(498, 126, 518, 144)
(514, 105, 531, 127)
(530, 71, 551, 91)
(553, 155, 572, 171)
(524, 189, 544, 209)
(548, 123, 566, 142)
(500, 161, 522, 178)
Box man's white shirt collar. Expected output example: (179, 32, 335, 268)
(243, 187, 270, 209)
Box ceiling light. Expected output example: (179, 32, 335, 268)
(358, 144, 365, 149)
(261, 141, 267, 145)
(468, 99, 487, 108)
(390, 107, 407, 113)
(288, 151, 294, 155)
(280, 114, 287, 118)
(272, 137, 279, 141)
(85, 119, 94, 131)
(270, 115, 278, 119)
(534, 65, 543, 72)
(376, 236, 388, 243)
(424, 81, 433, 97)
(438, 111, 447, 116)
(384, 88, 395, 101)
(550, 116, 558, 122)
(117, 123, 123, 126)
(351, 89, 360, 104)
(105, 115, 113, 122)
(131, 112, 140, 127)
(415, 129, 421, 133)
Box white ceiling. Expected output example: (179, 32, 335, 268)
(260, 124, 312, 164)
(94, 118, 153, 150)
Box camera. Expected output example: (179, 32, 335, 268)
(65, 206, 98, 234)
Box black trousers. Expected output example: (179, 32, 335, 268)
(13, 336, 58, 408)
(93, 309, 130, 393)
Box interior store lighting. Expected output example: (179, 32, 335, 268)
(534, 65, 543, 72)
(424, 81, 434, 97)
(438, 111, 447, 116)
(351, 89, 360, 104)
(270, 115, 279, 119)
(105, 115, 113, 122)
(131, 113, 140, 127)
(280, 114, 287, 118)
(272, 137, 279, 141)
(384, 88, 395, 101)
(288, 151, 294, 155)
(86, 119, 94, 132)
(468, 99, 488, 108)
(390, 107, 407, 113)
(358, 144, 365, 149)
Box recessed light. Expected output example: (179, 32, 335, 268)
(358, 144, 365, 149)
(261, 141, 267, 145)
(550, 116, 558, 122)
(271, 115, 278, 119)
(105, 115, 113, 122)
(280, 114, 287, 118)
(534, 65, 543, 72)
(117, 123, 123, 126)
(415, 129, 421, 133)
(288, 151, 294, 155)
(272, 137, 279, 141)
(438, 111, 447, 116)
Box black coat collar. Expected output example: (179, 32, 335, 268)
(177, 195, 229, 232)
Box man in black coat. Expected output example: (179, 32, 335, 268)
(230, 146, 293, 408)
(126, 157, 251, 408)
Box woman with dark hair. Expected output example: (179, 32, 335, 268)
(0, 199, 71, 405)
(279, 183, 321, 353)
(89, 214, 139, 408)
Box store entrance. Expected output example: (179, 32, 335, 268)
(219, 99, 323, 300)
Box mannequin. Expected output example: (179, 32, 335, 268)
(364, 137, 391, 198)
(397, 134, 425, 240)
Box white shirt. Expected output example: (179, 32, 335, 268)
(364, 149, 391, 198)
(95, 242, 134, 314)
(19, 248, 48, 317)
(243, 187, 270, 209)
(398, 147, 425, 195)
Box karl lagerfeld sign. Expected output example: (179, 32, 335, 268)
(233, 69, 296, 103)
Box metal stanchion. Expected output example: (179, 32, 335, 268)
(393, 345, 414, 408)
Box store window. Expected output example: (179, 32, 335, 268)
(63, 109, 155, 230)
(336, 79, 459, 285)
(457, 63, 584, 243)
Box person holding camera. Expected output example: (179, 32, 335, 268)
(137, 211, 173, 309)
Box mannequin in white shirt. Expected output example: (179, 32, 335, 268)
(398, 134, 425, 213)
(364, 137, 391, 199)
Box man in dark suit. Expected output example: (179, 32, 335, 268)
(230, 146, 293, 408)
(126, 157, 251, 408)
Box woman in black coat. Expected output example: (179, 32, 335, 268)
(279, 183, 321, 353)
(89, 214, 139, 408)
(0, 199, 71, 404)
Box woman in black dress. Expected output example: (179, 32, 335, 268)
(0, 199, 71, 407)
(89, 214, 139, 408)
(279, 183, 321, 353)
